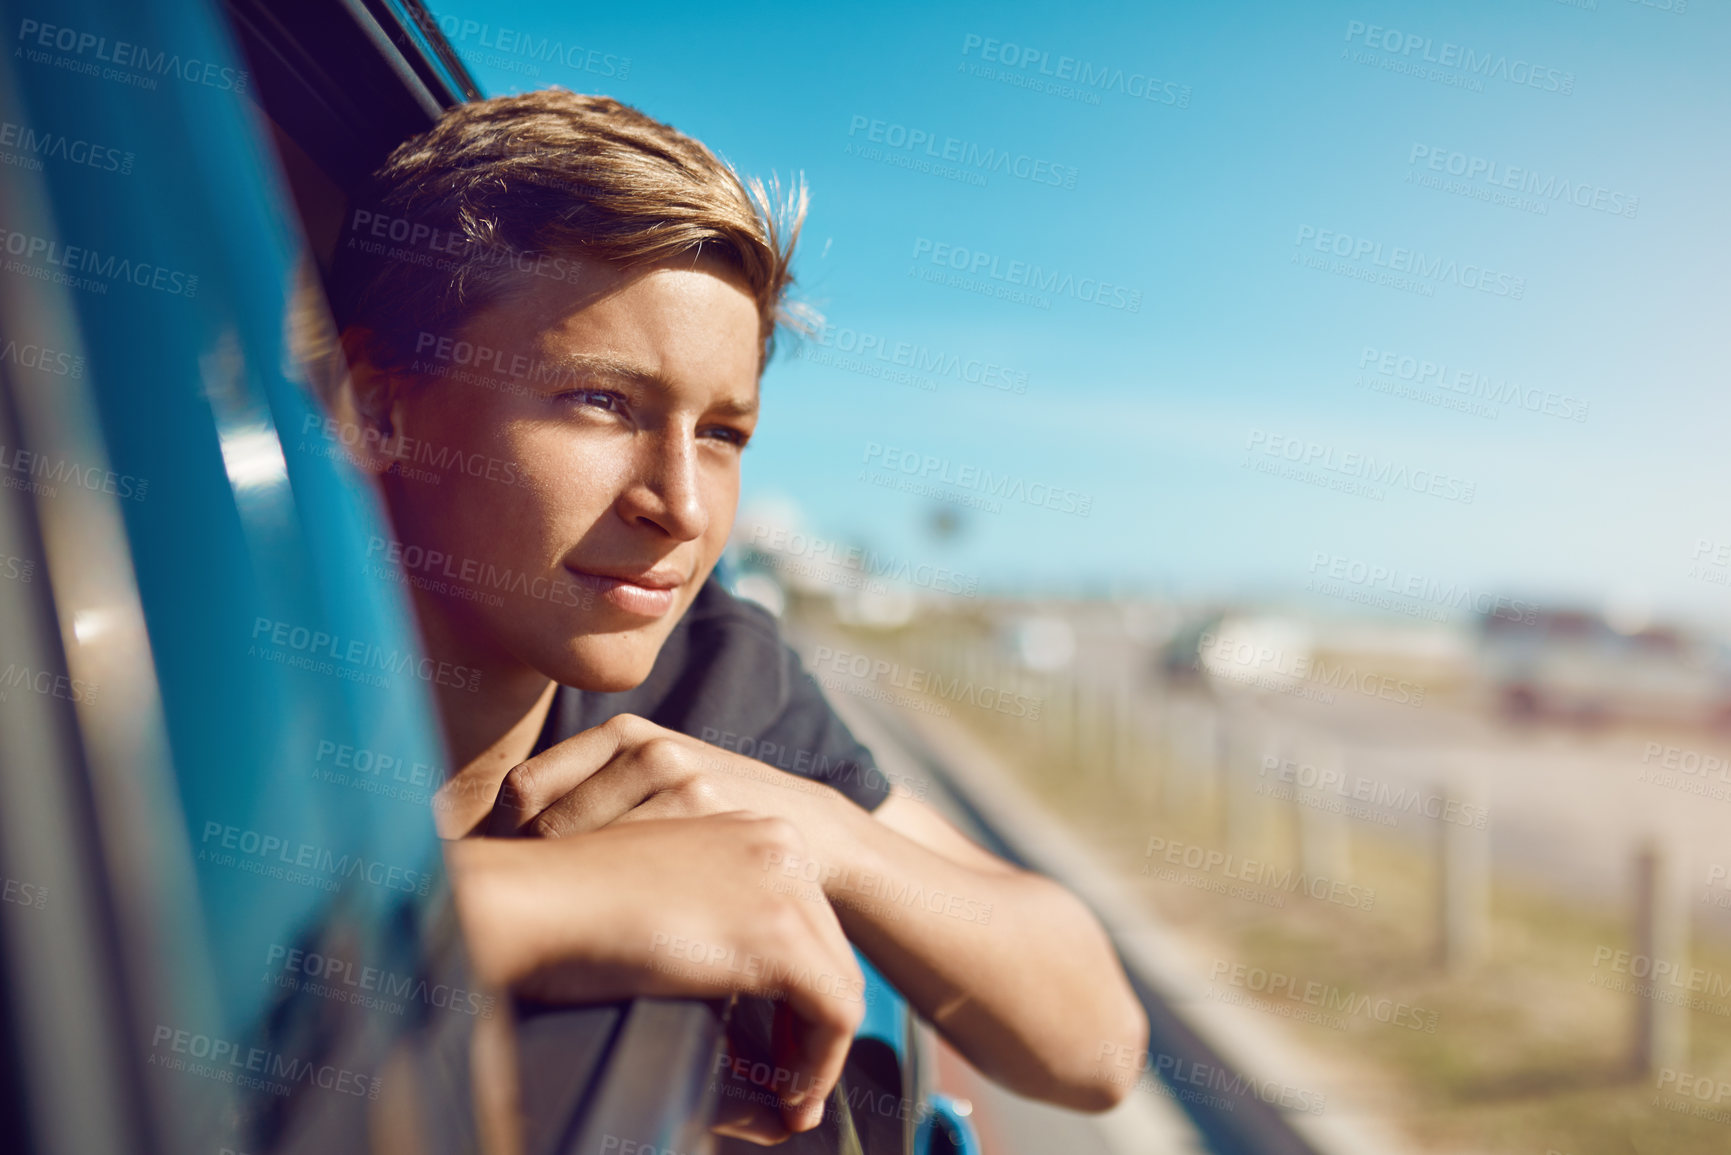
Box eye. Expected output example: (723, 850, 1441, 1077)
(554, 388, 628, 413)
(701, 424, 753, 449)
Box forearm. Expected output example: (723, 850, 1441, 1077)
(445, 837, 659, 1000)
(446, 818, 870, 1139)
(446, 837, 593, 992)
(807, 807, 1146, 1109)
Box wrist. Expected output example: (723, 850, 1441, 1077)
(447, 838, 604, 991)
(815, 797, 888, 900)
(445, 839, 526, 988)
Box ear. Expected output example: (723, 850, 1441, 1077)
(331, 327, 411, 477)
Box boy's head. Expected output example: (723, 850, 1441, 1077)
(325, 90, 806, 692)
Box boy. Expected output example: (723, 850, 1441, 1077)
(323, 89, 1145, 1140)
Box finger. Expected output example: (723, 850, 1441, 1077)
(516, 734, 697, 837)
(764, 909, 863, 1131)
(709, 1106, 790, 1146)
(484, 714, 650, 837)
(605, 789, 702, 826)
(773, 1000, 822, 1133)
(776, 993, 858, 1133)
(710, 1035, 793, 1145)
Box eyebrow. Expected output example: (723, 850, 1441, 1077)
(543, 353, 758, 418)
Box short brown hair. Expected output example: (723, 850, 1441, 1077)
(329, 89, 807, 377)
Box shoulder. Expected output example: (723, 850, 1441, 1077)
(629, 574, 801, 732)
(681, 572, 786, 646)
(675, 576, 794, 689)
(583, 573, 890, 810)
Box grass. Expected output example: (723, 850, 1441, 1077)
(823, 610, 1731, 1155)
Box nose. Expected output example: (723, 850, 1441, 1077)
(615, 427, 708, 542)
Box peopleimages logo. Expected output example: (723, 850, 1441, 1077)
(0, 663, 99, 706)
(1342, 20, 1574, 95)
(364, 535, 593, 610)
(1, 875, 46, 910)
(198, 820, 435, 897)
(1258, 753, 1489, 829)
(959, 34, 1192, 108)
(1199, 627, 1428, 708)
(264, 944, 495, 1019)
(405, 12, 630, 80)
(1357, 346, 1588, 423)
(1143, 835, 1377, 911)
(746, 523, 980, 597)
(861, 441, 1093, 517)
(313, 738, 442, 802)
(344, 210, 593, 289)
(0, 337, 84, 378)
(1407, 145, 1637, 220)
(910, 237, 1142, 312)
(15, 19, 250, 93)
(1208, 959, 1440, 1033)
(0, 120, 133, 174)
(148, 1024, 380, 1100)
(1244, 429, 1476, 506)
(1294, 226, 1525, 300)
(1307, 550, 1538, 625)
(248, 615, 482, 693)
(0, 226, 198, 298)
(1096, 1041, 1328, 1114)
(792, 323, 1030, 396)
(1588, 945, 1731, 1006)
(298, 414, 530, 490)
(846, 115, 1080, 189)
(0, 442, 147, 502)
(810, 644, 1044, 721)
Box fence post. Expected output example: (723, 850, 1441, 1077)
(1113, 674, 1157, 811)
(1187, 696, 1220, 823)
(1437, 774, 1489, 973)
(1220, 702, 1265, 854)
(1631, 838, 1689, 1075)
(1163, 692, 1190, 817)
(1294, 738, 1350, 883)
(1069, 673, 1088, 782)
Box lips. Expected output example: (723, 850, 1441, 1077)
(564, 564, 687, 617)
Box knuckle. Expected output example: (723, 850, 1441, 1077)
(831, 992, 866, 1032)
(634, 739, 695, 791)
(526, 812, 567, 840)
(496, 762, 539, 814)
(639, 734, 687, 768)
(751, 815, 805, 854)
(608, 712, 650, 737)
(756, 897, 809, 951)
(681, 776, 724, 810)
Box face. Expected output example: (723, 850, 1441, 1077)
(370, 255, 762, 691)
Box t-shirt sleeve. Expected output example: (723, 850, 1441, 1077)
(754, 645, 892, 812)
(620, 581, 892, 812)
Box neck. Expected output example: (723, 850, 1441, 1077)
(434, 676, 558, 837)
(409, 588, 561, 836)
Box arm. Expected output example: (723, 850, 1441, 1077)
(484, 714, 1148, 1110)
(444, 813, 865, 1140)
(844, 792, 1146, 1110)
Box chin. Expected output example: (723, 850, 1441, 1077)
(542, 634, 663, 693)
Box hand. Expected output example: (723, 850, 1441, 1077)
(446, 813, 863, 1138)
(480, 714, 853, 850)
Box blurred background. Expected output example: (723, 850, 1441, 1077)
(429, 1, 1731, 1152)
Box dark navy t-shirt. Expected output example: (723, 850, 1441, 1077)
(529, 576, 891, 812)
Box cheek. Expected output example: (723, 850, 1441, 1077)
(507, 422, 633, 496)
(698, 460, 741, 552)
(390, 408, 618, 558)
(481, 423, 633, 537)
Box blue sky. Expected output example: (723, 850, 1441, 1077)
(431, 0, 1731, 626)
